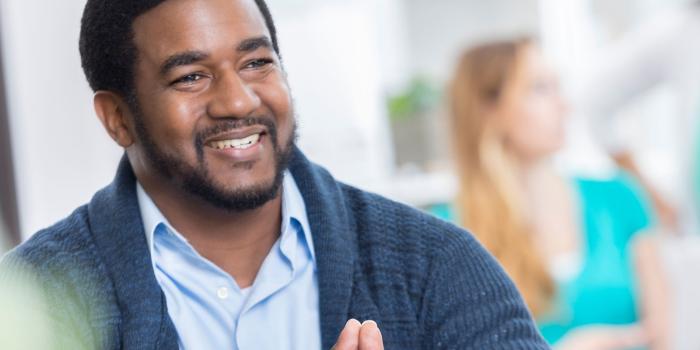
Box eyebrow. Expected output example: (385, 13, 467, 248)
(158, 37, 273, 76)
(159, 51, 209, 76)
(237, 36, 273, 53)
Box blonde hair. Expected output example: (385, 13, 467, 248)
(449, 38, 555, 317)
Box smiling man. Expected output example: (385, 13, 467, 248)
(0, 0, 548, 349)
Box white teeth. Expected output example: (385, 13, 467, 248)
(210, 133, 261, 150)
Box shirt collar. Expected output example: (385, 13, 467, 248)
(136, 170, 316, 265)
(136, 181, 162, 259)
(280, 170, 316, 264)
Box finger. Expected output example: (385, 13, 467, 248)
(332, 319, 361, 350)
(359, 320, 384, 350)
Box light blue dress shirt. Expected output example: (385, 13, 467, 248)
(136, 171, 321, 350)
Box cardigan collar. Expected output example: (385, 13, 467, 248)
(87, 147, 357, 349)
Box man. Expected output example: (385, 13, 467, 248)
(0, 0, 548, 348)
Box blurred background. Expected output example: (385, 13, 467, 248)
(0, 0, 693, 240)
(1, 0, 700, 349)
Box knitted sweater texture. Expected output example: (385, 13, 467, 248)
(0, 148, 548, 349)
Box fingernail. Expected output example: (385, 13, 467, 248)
(362, 320, 378, 327)
(346, 319, 361, 326)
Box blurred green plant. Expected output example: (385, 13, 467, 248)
(387, 77, 442, 122)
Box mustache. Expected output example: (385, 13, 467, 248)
(194, 116, 279, 149)
(194, 117, 279, 163)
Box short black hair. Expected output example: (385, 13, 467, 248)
(79, 0, 279, 98)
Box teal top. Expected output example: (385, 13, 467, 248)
(430, 172, 654, 345)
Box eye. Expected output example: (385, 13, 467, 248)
(171, 73, 206, 86)
(244, 58, 274, 70)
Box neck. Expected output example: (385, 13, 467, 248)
(519, 159, 550, 187)
(516, 155, 576, 224)
(513, 155, 581, 259)
(138, 173, 283, 288)
(515, 156, 560, 212)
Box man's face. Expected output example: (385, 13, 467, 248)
(129, 0, 296, 211)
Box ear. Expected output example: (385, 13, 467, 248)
(93, 91, 135, 148)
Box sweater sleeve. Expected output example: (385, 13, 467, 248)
(420, 231, 550, 349)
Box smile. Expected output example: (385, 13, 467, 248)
(207, 133, 261, 150)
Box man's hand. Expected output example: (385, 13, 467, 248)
(331, 319, 384, 350)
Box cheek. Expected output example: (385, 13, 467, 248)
(521, 99, 565, 152)
(256, 82, 294, 138)
(533, 98, 565, 140)
(504, 101, 564, 156)
(139, 94, 205, 153)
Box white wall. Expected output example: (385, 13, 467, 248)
(539, 0, 692, 188)
(1, 0, 403, 239)
(6, 0, 648, 239)
(267, 0, 398, 187)
(1, 0, 123, 239)
(404, 0, 540, 82)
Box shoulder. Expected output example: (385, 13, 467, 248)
(337, 184, 545, 345)
(1, 205, 122, 348)
(336, 182, 509, 289)
(574, 172, 654, 235)
(3, 205, 96, 272)
(294, 159, 477, 256)
(339, 182, 479, 253)
(1, 205, 112, 316)
(575, 172, 649, 206)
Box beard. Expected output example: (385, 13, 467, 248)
(131, 104, 297, 212)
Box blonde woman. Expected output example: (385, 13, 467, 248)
(446, 38, 658, 349)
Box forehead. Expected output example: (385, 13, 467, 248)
(132, 0, 269, 62)
(520, 47, 553, 77)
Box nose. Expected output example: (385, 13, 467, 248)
(206, 71, 261, 118)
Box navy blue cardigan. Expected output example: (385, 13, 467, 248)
(1, 148, 548, 349)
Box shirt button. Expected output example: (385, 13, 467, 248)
(217, 287, 229, 300)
